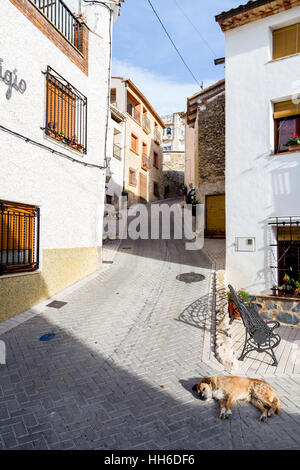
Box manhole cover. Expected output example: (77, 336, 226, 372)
(176, 272, 205, 283)
(46, 301, 67, 309)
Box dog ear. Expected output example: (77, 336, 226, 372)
(201, 377, 211, 385)
(192, 384, 198, 392)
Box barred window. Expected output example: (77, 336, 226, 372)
(45, 66, 87, 153)
(0, 201, 40, 276)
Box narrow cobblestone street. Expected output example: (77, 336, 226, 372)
(0, 207, 300, 450)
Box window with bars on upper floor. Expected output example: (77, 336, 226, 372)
(44, 66, 87, 154)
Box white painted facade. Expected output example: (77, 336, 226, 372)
(224, 6, 300, 294)
(161, 112, 185, 152)
(0, 1, 121, 266)
(105, 105, 126, 203)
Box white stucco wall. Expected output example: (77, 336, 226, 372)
(0, 1, 113, 253)
(106, 111, 126, 200)
(224, 7, 300, 294)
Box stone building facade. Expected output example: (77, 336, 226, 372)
(186, 79, 225, 238)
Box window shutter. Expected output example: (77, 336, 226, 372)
(273, 23, 299, 60)
(274, 100, 300, 119)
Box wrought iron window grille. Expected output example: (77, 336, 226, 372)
(0, 201, 40, 276)
(43, 66, 87, 154)
(269, 216, 300, 294)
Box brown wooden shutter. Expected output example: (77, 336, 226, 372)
(47, 79, 76, 140)
(273, 24, 299, 60)
(274, 100, 300, 119)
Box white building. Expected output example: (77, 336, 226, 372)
(216, 0, 300, 295)
(161, 112, 185, 152)
(105, 104, 126, 206)
(0, 0, 124, 321)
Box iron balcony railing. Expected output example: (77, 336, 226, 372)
(142, 153, 150, 170)
(127, 104, 141, 123)
(0, 201, 40, 275)
(113, 144, 122, 160)
(31, 0, 82, 50)
(154, 128, 162, 145)
(143, 114, 151, 133)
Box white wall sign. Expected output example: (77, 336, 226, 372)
(0, 58, 27, 100)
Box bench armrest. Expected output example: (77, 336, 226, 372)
(265, 320, 280, 330)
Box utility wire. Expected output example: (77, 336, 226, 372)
(173, 0, 218, 58)
(147, 0, 203, 90)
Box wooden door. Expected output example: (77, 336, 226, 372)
(205, 194, 225, 238)
(139, 172, 147, 203)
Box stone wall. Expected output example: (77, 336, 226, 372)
(250, 295, 300, 326)
(163, 151, 185, 198)
(196, 93, 225, 204)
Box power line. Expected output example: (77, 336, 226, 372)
(173, 0, 218, 58)
(147, 0, 203, 90)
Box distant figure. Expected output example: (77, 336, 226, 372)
(164, 185, 170, 199)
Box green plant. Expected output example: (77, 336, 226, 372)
(227, 288, 251, 304)
(72, 135, 77, 142)
(48, 121, 56, 130)
(285, 132, 300, 147)
(279, 274, 300, 296)
(59, 130, 65, 137)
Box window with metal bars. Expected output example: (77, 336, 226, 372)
(0, 201, 40, 275)
(31, 0, 82, 51)
(44, 66, 87, 154)
(269, 217, 300, 295)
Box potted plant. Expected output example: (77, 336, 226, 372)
(278, 274, 300, 297)
(227, 288, 250, 320)
(284, 132, 300, 152)
(47, 121, 56, 138)
(58, 130, 65, 141)
(70, 135, 78, 149)
(76, 143, 83, 152)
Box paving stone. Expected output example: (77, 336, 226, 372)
(0, 215, 299, 450)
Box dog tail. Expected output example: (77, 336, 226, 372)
(273, 396, 281, 415)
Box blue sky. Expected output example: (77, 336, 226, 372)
(112, 0, 243, 114)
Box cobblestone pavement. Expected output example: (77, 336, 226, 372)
(0, 206, 300, 450)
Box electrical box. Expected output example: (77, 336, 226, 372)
(235, 237, 256, 252)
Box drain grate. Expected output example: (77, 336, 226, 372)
(47, 300, 68, 309)
(176, 272, 205, 284)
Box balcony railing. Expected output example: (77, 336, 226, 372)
(127, 104, 141, 123)
(113, 144, 122, 160)
(31, 0, 82, 50)
(154, 129, 162, 145)
(141, 153, 150, 170)
(143, 114, 151, 133)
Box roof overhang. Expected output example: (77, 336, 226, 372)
(216, 0, 300, 32)
(186, 79, 225, 127)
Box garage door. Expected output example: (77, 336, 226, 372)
(139, 172, 147, 203)
(206, 194, 225, 238)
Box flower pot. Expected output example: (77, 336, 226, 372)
(228, 301, 241, 320)
(289, 145, 300, 152)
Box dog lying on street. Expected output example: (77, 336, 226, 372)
(192, 376, 281, 422)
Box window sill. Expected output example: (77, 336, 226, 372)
(270, 149, 300, 157)
(44, 134, 85, 156)
(130, 148, 140, 156)
(143, 126, 151, 135)
(128, 183, 137, 188)
(0, 270, 41, 280)
(267, 52, 300, 64)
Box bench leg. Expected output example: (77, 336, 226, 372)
(239, 333, 278, 366)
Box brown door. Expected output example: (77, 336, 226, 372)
(139, 172, 147, 203)
(205, 194, 225, 238)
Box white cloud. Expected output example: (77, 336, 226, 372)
(112, 59, 216, 116)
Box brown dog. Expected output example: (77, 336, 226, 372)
(192, 376, 281, 422)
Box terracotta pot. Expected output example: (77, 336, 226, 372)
(289, 144, 300, 152)
(228, 301, 241, 320)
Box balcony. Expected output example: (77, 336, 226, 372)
(154, 129, 162, 145)
(127, 104, 141, 124)
(113, 144, 122, 160)
(31, 0, 82, 51)
(141, 153, 150, 170)
(143, 114, 151, 134)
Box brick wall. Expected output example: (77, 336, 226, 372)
(9, 0, 89, 75)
